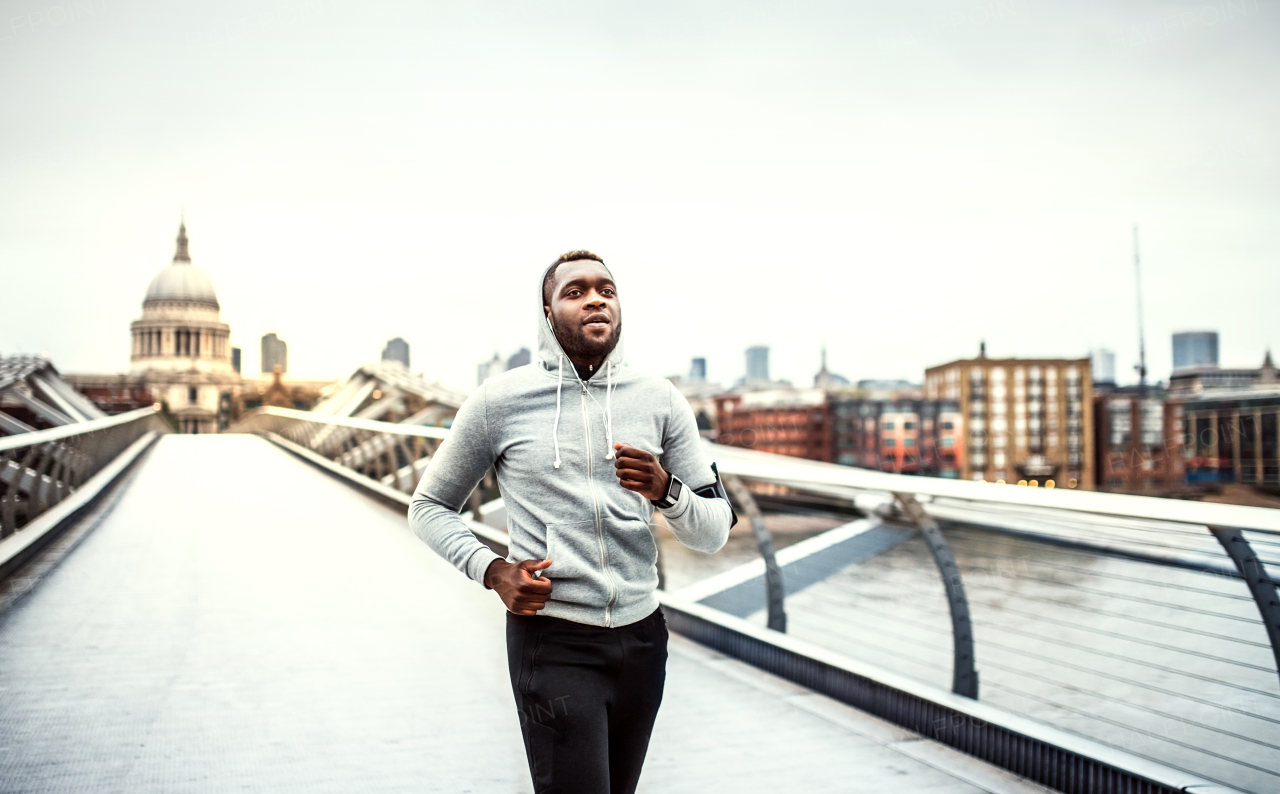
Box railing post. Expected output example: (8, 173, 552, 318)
(1210, 526, 1280, 688)
(893, 492, 979, 699)
(723, 474, 786, 632)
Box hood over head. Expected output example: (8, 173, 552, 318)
(536, 256, 625, 376)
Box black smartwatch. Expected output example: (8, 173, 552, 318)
(652, 474, 683, 510)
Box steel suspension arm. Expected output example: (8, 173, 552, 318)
(894, 492, 979, 699)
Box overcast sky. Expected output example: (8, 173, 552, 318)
(2, 0, 1276, 391)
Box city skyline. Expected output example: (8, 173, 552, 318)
(1, 1, 1276, 391)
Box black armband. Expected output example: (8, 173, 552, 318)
(692, 461, 738, 530)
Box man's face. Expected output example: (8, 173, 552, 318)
(544, 260, 622, 363)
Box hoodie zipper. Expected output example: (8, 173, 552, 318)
(581, 380, 617, 626)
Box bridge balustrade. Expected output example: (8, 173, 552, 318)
(0, 405, 169, 538)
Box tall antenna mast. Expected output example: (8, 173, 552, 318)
(1133, 224, 1147, 397)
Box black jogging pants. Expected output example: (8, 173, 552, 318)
(505, 608, 668, 794)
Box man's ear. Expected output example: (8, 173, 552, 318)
(543, 305, 551, 319)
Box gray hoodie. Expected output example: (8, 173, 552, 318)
(408, 259, 733, 627)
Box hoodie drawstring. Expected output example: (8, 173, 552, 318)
(604, 361, 616, 460)
(549, 356, 617, 469)
(552, 354, 564, 469)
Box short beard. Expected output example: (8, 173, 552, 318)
(556, 319, 621, 364)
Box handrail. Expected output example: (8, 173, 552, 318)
(1, 404, 169, 537)
(241, 407, 1280, 532)
(0, 405, 162, 452)
(707, 442, 1280, 534)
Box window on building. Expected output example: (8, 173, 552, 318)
(903, 438, 915, 447)
(883, 421, 895, 430)
(903, 422, 915, 430)
(884, 438, 896, 447)
(188, 386, 198, 403)
(941, 438, 954, 447)
(1141, 401, 1164, 447)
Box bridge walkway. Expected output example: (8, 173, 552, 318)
(0, 435, 1049, 793)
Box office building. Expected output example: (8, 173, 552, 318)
(1179, 352, 1279, 488)
(1173, 331, 1219, 372)
(261, 333, 288, 375)
(1093, 385, 1185, 494)
(745, 346, 770, 383)
(382, 337, 410, 368)
(477, 352, 504, 386)
(690, 357, 707, 382)
(506, 348, 531, 370)
(925, 352, 1094, 488)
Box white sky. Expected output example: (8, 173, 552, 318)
(1, 0, 1276, 391)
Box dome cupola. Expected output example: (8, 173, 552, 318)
(143, 221, 220, 309)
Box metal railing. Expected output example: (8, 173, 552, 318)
(704, 442, 1280, 794)
(0, 405, 170, 537)
(235, 407, 1280, 792)
(232, 406, 448, 497)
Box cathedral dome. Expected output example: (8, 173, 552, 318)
(143, 222, 220, 309)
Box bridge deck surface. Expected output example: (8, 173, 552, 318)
(0, 435, 1048, 793)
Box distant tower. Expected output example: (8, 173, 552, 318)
(689, 357, 707, 382)
(477, 352, 504, 386)
(261, 333, 288, 375)
(1133, 225, 1148, 395)
(1091, 348, 1116, 385)
(382, 337, 410, 368)
(1172, 331, 1219, 371)
(745, 346, 770, 383)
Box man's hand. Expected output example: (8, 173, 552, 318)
(485, 559, 553, 615)
(613, 443, 671, 502)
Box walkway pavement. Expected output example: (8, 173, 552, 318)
(0, 435, 1049, 793)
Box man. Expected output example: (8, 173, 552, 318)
(409, 251, 734, 794)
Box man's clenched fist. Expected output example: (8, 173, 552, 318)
(613, 443, 671, 502)
(485, 558, 553, 615)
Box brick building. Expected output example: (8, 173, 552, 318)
(1093, 386, 1185, 494)
(714, 389, 832, 462)
(925, 354, 1094, 488)
(830, 398, 963, 476)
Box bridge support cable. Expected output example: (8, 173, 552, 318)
(722, 474, 786, 633)
(893, 492, 979, 699)
(1210, 526, 1280, 689)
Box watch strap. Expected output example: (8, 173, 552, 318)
(652, 474, 683, 509)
